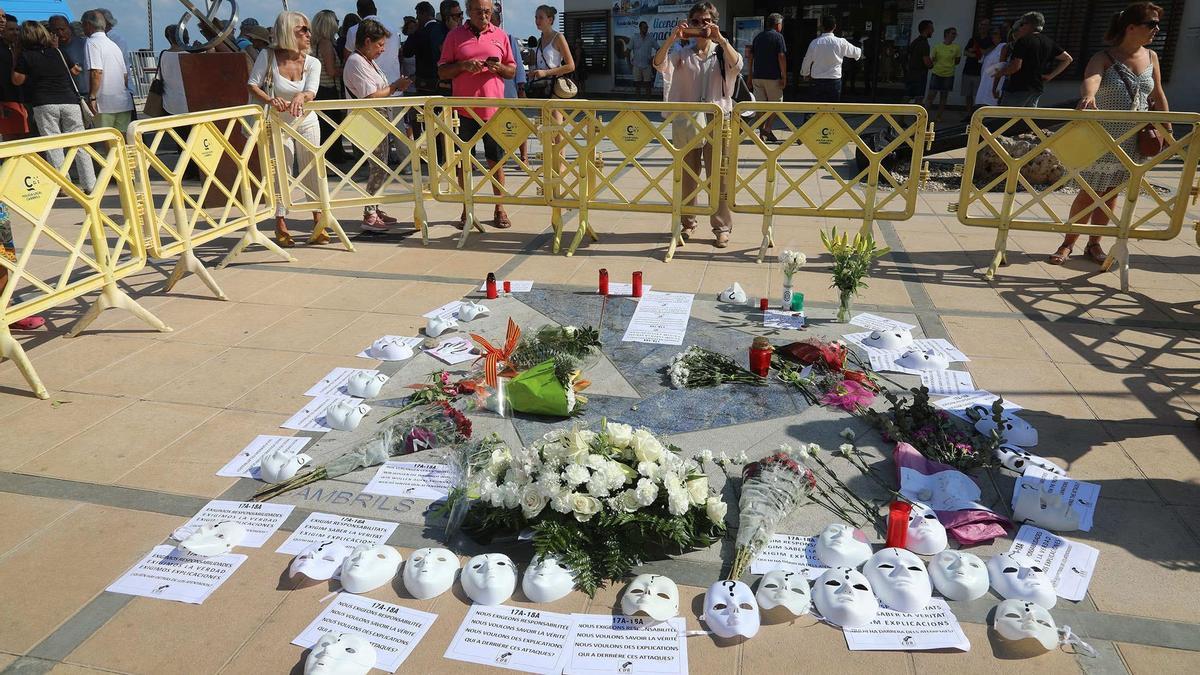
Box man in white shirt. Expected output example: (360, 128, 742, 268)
(344, 0, 380, 62)
(800, 14, 861, 104)
(83, 9, 133, 131)
(97, 8, 135, 97)
(627, 21, 658, 98)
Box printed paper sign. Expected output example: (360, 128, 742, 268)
(276, 512, 399, 555)
(281, 395, 363, 432)
(843, 598, 970, 651)
(604, 282, 651, 296)
(911, 339, 971, 363)
(622, 291, 694, 346)
(565, 614, 687, 675)
(444, 605, 572, 673)
(363, 462, 455, 501)
(423, 300, 463, 320)
(172, 500, 294, 548)
(1013, 470, 1100, 532)
(107, 545, 246, 604)
(850, 313, 916, 332)
(425, 337, 477, 365)
(869, 342, 971, 375)
(748, 533, 827, 579)
(358, 335, 424, 360)
(841, 332, 882, 351)
(867, 350, 924, 375)
(293, 593, 438, 672)
(217, 435, 311, 478)
(932, 391, 1023, 419)
(304, 367, 382, 397)
(479, 280, 534, 293)
(920, 370, 976, 396)
(1006, 525, 1099, 601)
(763, 310, 806, 330)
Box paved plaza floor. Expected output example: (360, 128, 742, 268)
(1, 170, 1199, 675)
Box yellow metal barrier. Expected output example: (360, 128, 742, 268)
(269, 97, 433, 250)
(128, 105, 289, 300)
(0, 128, 170, 399)
(957, 106, 1200, 289)
(729, 102, 930, 262)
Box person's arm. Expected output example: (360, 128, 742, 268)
(713, 25, 741, 71)
(777, 40, 787, 85)
(401, 30, 421, 58)
(318, 40, 341, 78)
(922, 41, 932, 68)
(1043, 50, 1072, 82)
(247, 50, 287, 112)
(652, 22, 687, 71)
(844, 38, 863, 61)
(954, 45, 961, 65)
(745, 45, 754, 86)
(800, 44, 813, 79)
(11, 54, 26, 86)
(998, 39, 1023, 76)
(554, 32, 575, 75)
(438, 32, 483, 79)
(1075, 52, 1106, 110)
(483, 38, 517, 80)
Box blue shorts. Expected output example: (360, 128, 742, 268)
(905, 77, 927, 98)
(928, 74, 955, 92)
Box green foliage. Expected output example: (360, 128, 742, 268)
(820, 227, 891, 297)
(861, 386, 1000, 472)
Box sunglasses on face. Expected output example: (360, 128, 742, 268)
(1140, 20, 1160, 29)
(297, 25, 311, 34)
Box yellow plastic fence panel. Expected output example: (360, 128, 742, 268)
(424, 98, 556, 248)
(958, 106, 1200, 289)
(729, 102, 929, 262)
(546, 100, 725, 260)
(269, 97, 433, 251)
(128, 105, 288, 300)
(0, 128, 169, 399)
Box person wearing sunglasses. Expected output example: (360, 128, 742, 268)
(406, 0, 461, 97)
(996, 11, 1072, 108)
(1048, 2, 1172, 267)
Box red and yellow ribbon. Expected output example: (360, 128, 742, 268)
(470, 318, 521, 388)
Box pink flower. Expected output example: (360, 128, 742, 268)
(821, 380, 876, 412)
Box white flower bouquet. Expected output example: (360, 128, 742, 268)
(668, 346, 766, 389)
(779, 250, 807, 278)
(446, 421, 726, 594)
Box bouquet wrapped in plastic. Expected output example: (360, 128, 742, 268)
(726, 447, 816, 580)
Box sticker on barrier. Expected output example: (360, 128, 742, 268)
(956, 106, 1200, 289)
(128, 105, 286, 300)
(729, 102, 929, 262)
(0, 128, 170, 399)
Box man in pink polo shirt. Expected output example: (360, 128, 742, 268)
(439, 0, 517, 229)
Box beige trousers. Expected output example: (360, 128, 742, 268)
(680, 141, 732, 235)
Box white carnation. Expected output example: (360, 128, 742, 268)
(666, 485, 690, 516)
(634, 478, 659, 506)
(698, 449, 714, 464)
(840, 427, 856, 441)
(550, 492, 573, 514)
(564, 463, 590, 486)
(586, 474, 611, 498)
(637, 461, 662, 480)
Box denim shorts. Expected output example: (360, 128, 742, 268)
(928, 74, 955, 92)
(905, 76, 928, 98)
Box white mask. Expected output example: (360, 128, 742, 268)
(339, 544, 403, 594)
(813, 566, 879, 628)
(987, 553, 1057, 607)
(304, 632, 376, 675)
(326, 402, 370, 431)
(291, 541, 352, 581)
(1012, 482, 1081, 531)
(862, 329, 913, 351)
(176, 521, 246, 557)
(620, 574, 679, 622)
(906, 504, 948, 555)
(346, 372, 388, 399)
(703, 580, 760, 639)
(259, 448, 311, 483)
(929, 550, 989, 601)
(975, 413, 1038, 447)
(755, 570, 810, 617)
(717, 282, 747, 304)
(521, 554, 576, 603)
(863, 547, 932, 613)
(425, 316, 457, 337)
(461, 553, 517, 605)
(402, 547, 459, 599)
(992, 599, 1059, 651)
(895, 349, 949, 371)
(815, 523, 873, 568)
(371, 338, 414, 361)
(995, 444, 1065, 475)
(457, 301, 490, 321)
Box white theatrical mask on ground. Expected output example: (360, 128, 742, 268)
(372, 338, 415, 361)
(461, 553, 517, 605)
(339, 544, 403, 594)
(815, 523, 873, 568)
(895, 349, 950, 371)
(259, 448, 312, 483)
(326, 402, 370, 431)
(176, 521, 247, 557)
(929, 550, 989, 601)
(457, 301, 489, 322)
(718, 282, 747, 304)
(304, 632, 376, 675)
(425, 316, 457, 337)
(521, 554, 577, 603)
(621, 574, 680, 621)
(862, 328, 913, 351)
(346, 371, 388, 399)
(992, 599, 1059, 651)
(1012, 482, 1081, 531)
(975, 413, 1038, 447)
(755, 570, 811, 617)
(863, 547, 932, 613)
(995, 444, 1065, 475)
(402, 547, 459, 599)
(987, 553, 1057, 608)
(812, 566, 880, 628)
(704, 580, 761, 639)
(906, 504, 948, 555)
(290, 541, 352, 582)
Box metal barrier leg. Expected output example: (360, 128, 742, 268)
(0, 326, 48, 399)
(551, 207, 564, 254)
(1103, 238, 1131, 290)
(69, 283, 172, 337)
(757, 213, 774, 263)
(217, 224, 297, 268)
(166, 250, 227, 300)
(985, 228, 1009, 281)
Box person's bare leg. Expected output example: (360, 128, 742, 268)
(489, 161, 511, 228)
(1050, 192, 1096, 263)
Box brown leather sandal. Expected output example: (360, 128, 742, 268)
(493, 208, 512, 229)
(1048, 245, 1071, 265)
(1084, 242, 1107, 265)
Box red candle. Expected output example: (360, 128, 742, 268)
(599, 268, 609, 295)
(749, 337, 772, 377)
(759, 297, 768, 311)
(485, 273, 498, 299)
(503, 280, 511, 294)
(632, 271, 643, 297)
(885, 500, 912, 549)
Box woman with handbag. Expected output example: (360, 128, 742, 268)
(1049, 2, 1170, 266)
(11, 21, 95, 191)
(526, 5, 575, 98)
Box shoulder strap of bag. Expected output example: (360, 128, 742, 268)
(56, 48, 82, 98)
(265, 50, 276, 98)
(1105, 50, 1142, 112)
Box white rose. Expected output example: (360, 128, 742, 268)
(666, 486, 690, 516)
(706, 496, 728, 524)
(634, 478, 659, 507)
(616, 489, 641, 513)
(489, 445, 512, 469)
(698, 449, 714, 464)
(607, 422, 634, 449)
(550, 492, 574, 514)
(520, 484, 548, 518)
(571, 494, 603, 522)
(686, 476, 709, 505)
(631, 429, 664, 463)
(564, 463, 590, 486)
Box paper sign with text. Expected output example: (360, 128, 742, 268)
(425, 337, 476, 365)
(293, 593, 437, 672)
(564, 614, 687, 675)
(479, 280, 534, 293)
(276, 512, 399, 555)
(281, 395, 363, 432)
(933, 391, 1023, 419)
(1006, 525, 1098, 601)
(107, 545, 246, 604)
(363, 462, 455, 501)
(850, 313, 916, 332)
(622, 291, 694, 346)
(763, 310, 806, 330)
(217, 435, 310, 479)
(444, 605, 572, 673)
(1013, 470, 1100, 531)
(172, 500, 294, 548)
(304, 367, 381, 397)
(920, 370, 976, 396)
(843, 598, 970, 651)
(358, 335, 424, 360)
(423, 300, 463, 320)
(748, 533, 827, 579)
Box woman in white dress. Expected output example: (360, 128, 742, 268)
(248, 11, 323, 247)
(973, 25, 1006, 108)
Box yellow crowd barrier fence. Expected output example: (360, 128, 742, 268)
(0, 128, 169, 399)
(728, 102, 930, 262)
(127, 105, 288, 300)
(956, 106, 1200, 290)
